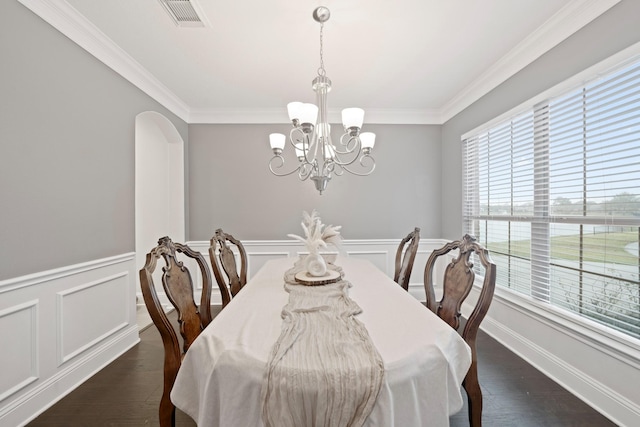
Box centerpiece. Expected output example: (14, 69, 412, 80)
(288, 210, 343, 284)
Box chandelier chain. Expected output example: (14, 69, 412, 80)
(318, 22, 325, 76)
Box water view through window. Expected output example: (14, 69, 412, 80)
(463, 57, 640, 339)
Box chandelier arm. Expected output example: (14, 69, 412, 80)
(268, 155, 303, 177)
(321, 160, 336, 177)
(288, 127, 305, 149)
(298, 162, 316, 181)
(337, 133, 361, 154)
(331, 152, 360, 167)
(290, 127, 318, 165)
(329, 144, 363, 167)
(338, 154, 376, 176)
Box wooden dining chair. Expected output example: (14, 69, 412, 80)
(209, 228, 247, 303)
(423, 234, 496, 427)
(394, 227, 421, 290)
(140, 236, 230, 427)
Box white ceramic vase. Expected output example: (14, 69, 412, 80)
(305, 252, 328, 277)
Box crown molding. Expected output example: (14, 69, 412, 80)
(439, 0, 621, 123)
(188, 108, 287, 125)
(18, 0, 191, 122)
(188, 107, 442, 125)
(460, 39, 640, 141)
(19, 0, 620, 126)
(342, 108, 443, 125)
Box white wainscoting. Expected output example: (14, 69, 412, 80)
(0, 253, 138, 427)
(178, 238, 448, 305)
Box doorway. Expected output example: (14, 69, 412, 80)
(134, 111, 185, 315)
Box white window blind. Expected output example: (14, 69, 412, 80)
(463, 57, 640, 339)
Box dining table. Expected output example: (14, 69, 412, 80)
(171, 255, 472, 426)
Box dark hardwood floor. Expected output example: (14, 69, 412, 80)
(28, 308, 618, 427)
(448, 332, 618, 427)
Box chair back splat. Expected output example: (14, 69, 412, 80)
(209, 228, 248, 303)
(424, 234, 496, 427)
(394, 227, 421, 290)
(140, 236, 221, 427)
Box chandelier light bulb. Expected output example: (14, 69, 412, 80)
(360, 132, 376, 149)
(342, 108, 365, 130)
(324, 143, 337, 160)
(300, 103, 319, 125)
(287, 102, 304, 122)
(269, 133, 286, 152)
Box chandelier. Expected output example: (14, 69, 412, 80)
(268, 6, 376, 195)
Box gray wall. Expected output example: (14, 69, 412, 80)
(188, 124, 441, 241)
(7, 0, 638, 279)
(440, 0, 640, 240)
(0, 1, 188, 280)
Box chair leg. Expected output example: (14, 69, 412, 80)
(462, 360, 483, 427)
(159, 390, 176, 427)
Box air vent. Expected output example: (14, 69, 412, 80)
(159, 0, 207, 27)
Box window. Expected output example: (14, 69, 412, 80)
(463, 56, 640, 339)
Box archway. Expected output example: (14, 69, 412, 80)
(135, 111, 185, 307)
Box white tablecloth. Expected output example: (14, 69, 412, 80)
(171, 256, 471, 426)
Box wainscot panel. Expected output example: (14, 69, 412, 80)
(0, 253, 138, 427)
(0, 301, 38, 403)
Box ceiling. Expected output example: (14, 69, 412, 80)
(22, 0, 619, 124)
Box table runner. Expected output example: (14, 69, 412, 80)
(261, 258, 385, 427)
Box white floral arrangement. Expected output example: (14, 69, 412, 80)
(288, 210, 342, 276)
